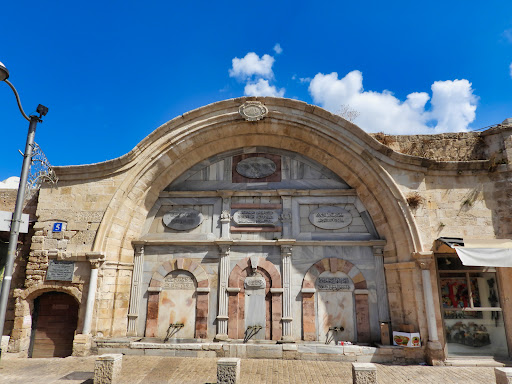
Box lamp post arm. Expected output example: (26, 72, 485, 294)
(4, 79, 30, 122)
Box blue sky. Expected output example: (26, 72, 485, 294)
(1, 1, 511, 183)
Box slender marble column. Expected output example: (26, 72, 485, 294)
(127, 245, 144, 336)
(373, 246, 390, 322)
(216, 241, 232, 340)
(83, 254, 104, 335)
(278, 193, 292, 238)
(279, 241, 294, 341)
(415, 254, 439, 342)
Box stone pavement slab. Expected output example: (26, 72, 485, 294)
(0, 354, 498, 384)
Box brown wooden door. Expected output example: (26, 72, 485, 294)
(30, 292, 79, 358)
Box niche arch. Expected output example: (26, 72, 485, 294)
(227, 257, 282, 340)
(301, 257, 371, 343)
(146, 257, 209, 338)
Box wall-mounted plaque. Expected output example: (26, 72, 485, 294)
(46, 260, 74, 281)
(233, 210, 279, 226)
(317, 277, 352, 291)
(308, 206, 353, 230)
(163, 273, 196, 290)
(244, 275, 266, 289)
(236, 157, 277, 179)
(163, 208, 203, 231)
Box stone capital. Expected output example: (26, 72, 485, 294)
(215, 240, 233, 256)
(86, 252, 105, 269)
(413, 251, 435, 270)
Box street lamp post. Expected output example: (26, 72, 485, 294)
(0, 61, 48, 359)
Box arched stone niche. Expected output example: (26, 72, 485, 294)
(227, 257, 282, 340)
(146, 258, 209, 338)
(302, 258, 370, 343)
(12, 284, 82, 355)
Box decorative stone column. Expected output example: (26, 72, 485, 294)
(373, 245, 390, 322)
(278, 192, 293, 238)
(219, 191, 233, 239)
(83, 252, 104, 334)
(127, 244, 144, 336)
(414, 251, 443, 363)
(216, 240, 232, 340)
(278, 240, 294, 342)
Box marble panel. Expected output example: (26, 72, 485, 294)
(157, 271, 196, 339)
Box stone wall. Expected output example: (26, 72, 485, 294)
(370, 125, 512, 163)
(0, 189, 38, 337)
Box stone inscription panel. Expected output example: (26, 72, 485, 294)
(46, 260, 74, 281)
(309, 206, 352, 230)
(233, 210, 279, 226)
(163, 273, 196, 290)
(163, 208, 203, 231)
(317, 277, 351, 291)
(236, 157, 277, 179)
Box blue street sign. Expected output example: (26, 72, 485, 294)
(53, 222, 63, 233)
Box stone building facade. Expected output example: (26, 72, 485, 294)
(3, 97, 512, 363)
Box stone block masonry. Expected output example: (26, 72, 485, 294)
(352, 363, 377, 384)
(217, 358, 241, 384)
(94, 354, 123, 384)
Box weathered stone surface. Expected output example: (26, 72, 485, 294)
(94, 354, 123, 384)
(217, 357, 240, 384)
(352, 363, 377, 384)
(495, 368, 512, 384)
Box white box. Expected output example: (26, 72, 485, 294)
(392, 331, 421, 347)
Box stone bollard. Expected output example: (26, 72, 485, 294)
(94, 354, 123, 384)
(495, 367, 512, 384)
(217, 358, 241, 384)
(352, 362, 377, 384)
(1, 336, 10, 353)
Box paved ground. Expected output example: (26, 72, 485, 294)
(0, 354, 499, 384)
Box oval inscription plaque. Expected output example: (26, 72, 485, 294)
(236, 157, 277, 179)
(163, 208, 203, 231)
(308, 206, 352, 230)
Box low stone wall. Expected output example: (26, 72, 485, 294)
(370, 132, 488, 161)
(95, 339, 425, 364)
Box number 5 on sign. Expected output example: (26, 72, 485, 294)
(53, 222, 63, 232)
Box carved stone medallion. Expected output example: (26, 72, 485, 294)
(163, 208, 203, 231)
(308, 206, 353, 230)
(238, 101, 268, 121)
(236, 157, 277, 179)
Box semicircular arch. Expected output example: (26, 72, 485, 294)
(92, 98, 422, 263)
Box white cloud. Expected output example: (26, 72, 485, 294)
(244, 79, 285, 97)
(229, 52, 275, 80)
(510, 62, 512, 78)
(430, 79, 477, 133)
(0, 177, 19, 189)
(273, 43, 283, 54)
(308, 71, 478, 134)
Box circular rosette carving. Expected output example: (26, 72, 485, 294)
(238, 101, 268, 121)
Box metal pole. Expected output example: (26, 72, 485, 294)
(0, 114, 39, 359)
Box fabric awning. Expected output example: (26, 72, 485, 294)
(453, 239, 512, 267)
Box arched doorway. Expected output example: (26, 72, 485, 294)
(29, 292, 79, 358)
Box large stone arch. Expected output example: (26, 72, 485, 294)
(90, 98, 422, 264)
(227, 256, 282, 340)
(146, 257, 209, 338)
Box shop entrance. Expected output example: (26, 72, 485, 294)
(29, 292, 79, 358)
(436, 255, 508, 357)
